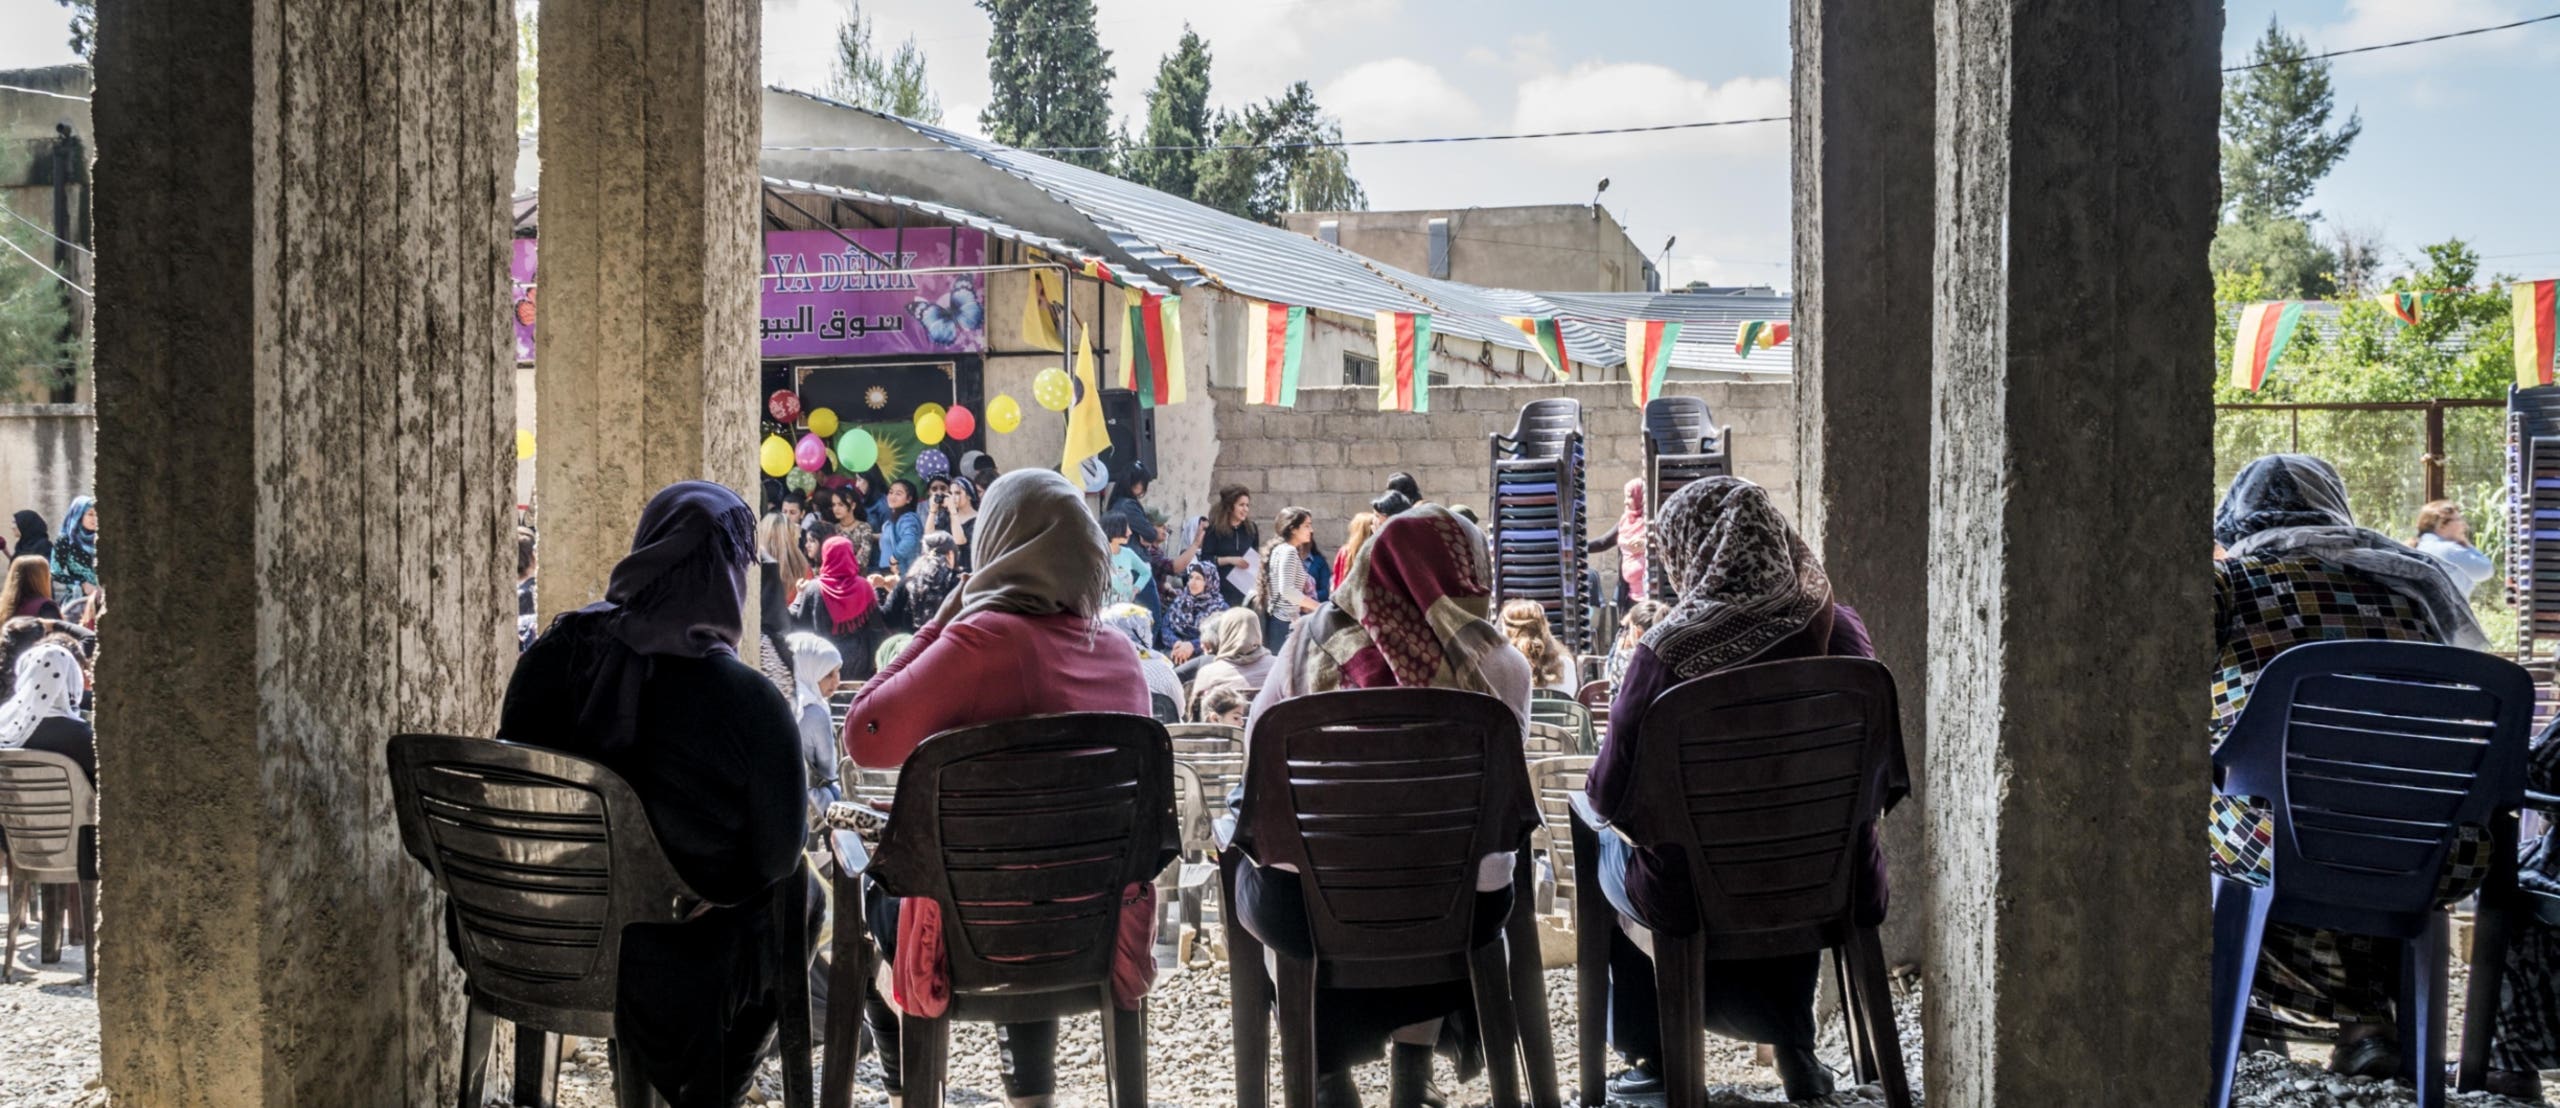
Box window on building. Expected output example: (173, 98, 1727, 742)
(1343, 353, 1378, 387)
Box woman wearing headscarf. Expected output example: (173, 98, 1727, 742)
(1159, 559, 1228, 670)
(1585, 477, 1903, 1103)
(1188, 607, 1273, 720)
(1239, 504, 1535, 1108)
(930, 475, 980, 556)
(883, 531, 962, 633)
(1585, 478, 1648, 612)
(794, 536, 882, 683)
(2210, 454, 2499, 1081)
(1, 641, 92, 782)
(12, 510, 50, 562)
(1101, 601, 1185, 723)
(50, 496, 96, 607)
(842, 469, 1147, 1108)
(499, 481, 808, 1108)
(783, 631, 846, 815)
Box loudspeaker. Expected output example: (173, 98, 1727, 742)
(1099, 389, 1156, 485)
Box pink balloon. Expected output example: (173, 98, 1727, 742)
(795, 433, 828, 472)
(943, 405, 977, 441)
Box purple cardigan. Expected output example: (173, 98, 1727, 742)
(1586, 603, 1907, 933)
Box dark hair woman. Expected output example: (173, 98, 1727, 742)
(1189, 484, 1259, 607)
(498, 481, 808, 1107)
(877, 479, 924, 572)
(0, 555, 59, 620)
(1257, 506, 1321, 650)
(12, 510, 50, 562)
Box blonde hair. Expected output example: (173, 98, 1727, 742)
(1618, 599, 1670, 650)
(1500, 599, 1571, 687)
(0, 555, 51, 616)
(758, 512, 810, 584)
(2413, 499, 2463, 543)
(1341, 511, 1383, 566)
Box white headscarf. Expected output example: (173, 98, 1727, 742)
(953, 469, 1112, 624)
(0, 642, 82, 749)
(783, 631, 843, 720)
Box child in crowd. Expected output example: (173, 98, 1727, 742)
(1605, 599, 1669, 686)
(1201, 686, 1250, 728)
(1104, 516, 1151, 605)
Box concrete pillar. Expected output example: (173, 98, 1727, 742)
(1789, 0, 1936, 969)
(535, 0, 760, 619)
(90, 0, 516, 1102)
(1923, 1, 2219, 1103)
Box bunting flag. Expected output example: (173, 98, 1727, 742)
(1373, 310, 1432, 412)
(1245, 301, 1309, 406)
(1734, 320, 1790, 357)
(1625, 320, 1682, 406)
(2519, 280, 2559, 388)
(1079, 258, 1119, 286)
(1062, 332, 1111, 474)
(1116, 287, 1186, 407)
(2376, 291, 2436, 328)
(1501, 316, 1573, 380)
(2228, 300, 2307, 392)
(1019, 267, 1066, 352)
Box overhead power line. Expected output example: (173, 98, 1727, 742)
(2222, 10, 2560, 71)
(764, 114, 1791, 156)
(0, 233, 90, 299)
(0, 203, 91, 257)
(0, 82, 89, 103)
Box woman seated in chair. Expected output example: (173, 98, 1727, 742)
(2211, 454, 2510, 1083)
(1189, 607, 1273, 719)
(1239, 504, 1533, 1108)
(0, 641, 93, 782)
(1586, 477, 1899, 1102)
(1100, 601, 1185, 724)
(501, 480, 810, 1108)
(844, 468, 1145, 1108)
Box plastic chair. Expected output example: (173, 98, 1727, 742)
(1567, 657, 1911, 1108)
(0, 750, 95, 985)
(1527, 755, 1594, 924)
(832, 713, 1177, 1108)
(1530, 691, 1595, 754)
(2208, 641, 2533, 1108)
(387, 734, 816, 1108)
(2457, 787, 2560, 1090)
(1216, 688, 1560, 1108)
(1640, 397, 1730, 602)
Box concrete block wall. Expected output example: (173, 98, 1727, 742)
(1200, 379, 1795, 554)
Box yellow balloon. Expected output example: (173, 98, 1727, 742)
(759, 434, 794, 478)
(806, 407, 840, 438)
(915, 409, 947, 446)
(515, 429, 536, 460)
(1033, 368, 1074, 411)
(988, 394, 1023, 434)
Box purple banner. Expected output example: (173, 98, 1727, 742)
(759, 228, 988, 358)
(510, 237, 538, 363)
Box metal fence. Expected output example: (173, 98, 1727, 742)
(2214, 399, 2504, 541)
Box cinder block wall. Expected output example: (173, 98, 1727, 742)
(1200, 380, 1795, 555)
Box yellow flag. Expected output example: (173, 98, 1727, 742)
(1061, 332, 1110, 473)
(1019, 268, 1066, 352)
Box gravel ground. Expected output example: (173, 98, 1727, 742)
(0, 894, 100, 1108)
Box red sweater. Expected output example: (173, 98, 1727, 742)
(843, 609, 1149, 770)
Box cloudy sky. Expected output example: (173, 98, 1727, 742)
(5, 0, 2558, 289)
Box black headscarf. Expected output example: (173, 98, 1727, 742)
(545, 481, 757, 752)
(11, 511, 48, 562)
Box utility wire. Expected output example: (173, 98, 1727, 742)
(0, 203, 91, 257)
(0, 233, 90, 298)
(2222, 10, 2560, 71)
(0, 83, 89, 103)
(764, 115, 1791, 155)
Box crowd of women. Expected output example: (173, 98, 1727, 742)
(489, 448, 2560, 1108)
(0, 495, 102, 781)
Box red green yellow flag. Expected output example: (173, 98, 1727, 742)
(1625, 320, 1681, 405)
(1373, 310, 1432, 412)
(2228, 300, 2307, 392)
(1061, 332, 1111, 473)
(1501, 316, 1572, 380)
(1734, 320, 1791, 357)
(1245, 301, 1308, 406)
(2519, 280, 2559, 388)
(1117, 287, 1186, 407)
(1079, 258, 1118, 286)
(2375, 291, 2436, 328)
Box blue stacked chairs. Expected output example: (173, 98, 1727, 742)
(2512, 385, 2560, 662)
(1492, 399, 1591, 652)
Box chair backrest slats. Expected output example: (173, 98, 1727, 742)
(0, 751, 91, 881)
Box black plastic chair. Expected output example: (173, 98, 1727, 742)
(831, 713, 1176, 1108)
(1640, 396, 1730, 602)
(388, 734, 815, 1108)
(1567, 658, 1911, 1108)
(0, 749, 96, 985)
(1218, 688, 1560, 1108)
(2459, 788, 2560, 1090)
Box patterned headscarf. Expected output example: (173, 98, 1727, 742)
(0, 642, 81, 749)
(2216, 453, 2486, 650)
(1641, 478, 1833, 681)
(1160, 559, 1229, 646)
(1297, 503, 1504, 693)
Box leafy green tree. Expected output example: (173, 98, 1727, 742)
(1121, 27, 1212, 198)
(979, 0, 1114, 170)
(54, 0, 94, 61)
(515, 1, 539, 136)
(0, 222, 84, 396)
(1189, 82, 1365, 224)
(2210, 216, 2338, 300)
(2222, 17, 2361, 224)
(827, 1, 944, 124)
(2215, 240, 2513, 405)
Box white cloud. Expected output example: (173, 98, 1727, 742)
(2308, 0, 2543, 73)
(1320, 58, 1480, 138)
(1511, 63, 1787, 161)
(0, 0, 82, 71)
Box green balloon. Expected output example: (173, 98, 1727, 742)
(836, 428, 879, 472)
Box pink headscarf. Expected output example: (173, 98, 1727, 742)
(815, 535, 874, 628)
(1617, 478, 1647, 593)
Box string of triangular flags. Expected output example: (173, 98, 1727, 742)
(2230, 282, 2560, 392)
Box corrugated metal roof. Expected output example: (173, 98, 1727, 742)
(759, 176, 1172, 295)
(762, 89, 1792, 377)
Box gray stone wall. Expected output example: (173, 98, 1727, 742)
(1204, 380, 1794, 554)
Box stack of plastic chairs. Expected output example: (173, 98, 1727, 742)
(1491, 398, 1592, 653)
(2512, 385, 2560, 664)
(1641, 396, 1732, 601)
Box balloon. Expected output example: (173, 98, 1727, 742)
(1077, 455, 1111, 494)
(915, 410, 947, 446)
(916, 449, 950, 479)
(988, 394, 1023, 434)
(785, 469, 817, 493)
(761, 434, 794, 478)
(768, 390, 801, 422)
(836, 428, 879, 473)
(795, 433, 828, 473)
(943, 405, 977, 441)
(515, 429, 536, 460)
(1033, 368, 1074, 411)
(807, 407, 840, 438)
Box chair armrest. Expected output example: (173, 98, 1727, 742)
(829, 828, 871, 877)
(2527, 790, 2560, 816)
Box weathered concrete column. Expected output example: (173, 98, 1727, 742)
(1789, 0, 1935, 968)
(536, 0, 761, 618)
(1924, 1, 2220, 1103)
(91, 0, 516, 1102)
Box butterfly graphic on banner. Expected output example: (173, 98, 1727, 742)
(907, 275, 986, 346)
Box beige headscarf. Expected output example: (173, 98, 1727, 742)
(947, 468, 1112, 624)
